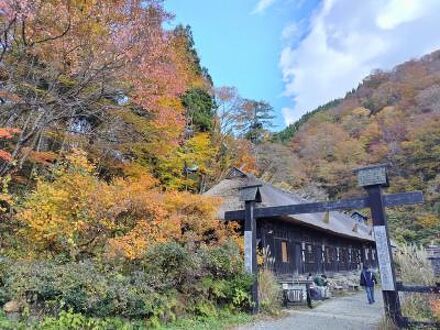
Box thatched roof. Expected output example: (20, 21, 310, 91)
(204, 167, 374, 242)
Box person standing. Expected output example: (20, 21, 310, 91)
(360, 265, 377, 304)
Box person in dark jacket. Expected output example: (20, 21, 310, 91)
(360, 265, 377, 304)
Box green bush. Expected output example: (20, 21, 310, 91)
(139, 242, 199, 291)
(199, 240, 244, 277)
(0, 241, 252, 325)
(0, 259, 182, 320)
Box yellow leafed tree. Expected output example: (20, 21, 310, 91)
(18, 150, 235, 260)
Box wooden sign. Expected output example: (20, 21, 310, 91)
(356, 164, 388, 187)
(244, 231, 253, 273)
(373, 226, 395, 291)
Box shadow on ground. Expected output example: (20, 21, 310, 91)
(237, 289, 384, 330)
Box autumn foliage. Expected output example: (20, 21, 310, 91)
(0, 1, 259, 326)
(0, 128, 19, 162)
(264, 51, 440, 244)
(0, 0, 258, 192)
(18, 150, 235, 260)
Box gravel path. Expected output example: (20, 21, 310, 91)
(237, 289, 384, 330)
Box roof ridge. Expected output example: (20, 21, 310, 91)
(225, 166, 248, 179)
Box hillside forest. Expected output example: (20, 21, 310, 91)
(267, 50, 440, 245)
(0, 0, 438, 328)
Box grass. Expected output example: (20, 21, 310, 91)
(160, 311, 253, 330)
(394, 244, 436, 285)
(257, 269, 282, 316)
(0, 309, 254, 330)
(395, 243, 437, 324)
(378, 243, 438, 329)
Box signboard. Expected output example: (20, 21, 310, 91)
(357, 166, 387, 187)
(244, 231, 253, 273)
(374, 226, 395, 291)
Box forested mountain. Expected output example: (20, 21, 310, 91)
(259, 50, 440, 244)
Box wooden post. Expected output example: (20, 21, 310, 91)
(356, 164, 402, 326)
(240, 184, 262, 314)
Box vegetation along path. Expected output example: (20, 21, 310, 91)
(238, 289, 384, 330)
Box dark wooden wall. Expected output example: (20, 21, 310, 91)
(258, 218, 377, 276)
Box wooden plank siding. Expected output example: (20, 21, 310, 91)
(258, 218, 377, 276)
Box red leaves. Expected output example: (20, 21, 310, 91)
(0, 128, 19, 162)
(0, 128, 20, 139)
(0, 150, 12, 162)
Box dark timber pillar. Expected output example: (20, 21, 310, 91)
(240, 184, 262, 314)
(356, 164, 402, 326)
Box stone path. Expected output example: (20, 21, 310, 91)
(237, 289, 384, 330)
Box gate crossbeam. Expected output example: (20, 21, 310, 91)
(224, 191, 423, 220)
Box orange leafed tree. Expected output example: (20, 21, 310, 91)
(0, 128, 19, 162)
(18, 150, 235, 260)
(0, 0, 190, 174)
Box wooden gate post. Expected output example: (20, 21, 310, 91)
(240, 184, 262, 314)
(356, 164, 402, 326)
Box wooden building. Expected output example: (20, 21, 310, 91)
(205, 168, 377, 276)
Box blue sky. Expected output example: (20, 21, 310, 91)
(165, 0, 440, 130)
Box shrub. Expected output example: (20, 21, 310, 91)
(199, 240, 244, 278)
(257, 269, 282, 315)
(0, 240, 252, 324)
(139, 242, 199, 291)
(0, 259, 177, 320)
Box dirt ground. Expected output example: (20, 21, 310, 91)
(237, 289, 384, 330)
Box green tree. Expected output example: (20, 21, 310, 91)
(239, 100, 274, 144)
(182, 88, 216, 132)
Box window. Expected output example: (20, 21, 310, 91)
(325, 247, 331, 264)
(281, 241, 289, 263)
(340, 248, 348, 263)
(305, 243, 315, 263)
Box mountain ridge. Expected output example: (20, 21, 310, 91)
(259, 49, 440, 244)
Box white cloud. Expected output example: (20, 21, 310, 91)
(281, 107, 296, 126)
(281, 20, 307, 42)
(376, 0, 429, 30)
(252, 0, 277, 14)
(281, 23, 299, 41)
(280, 0, 440, 124)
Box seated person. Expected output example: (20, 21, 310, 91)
(313, 274, 328, 287)
(309, 285, 321, 300)
(312, 274, 330, 299)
